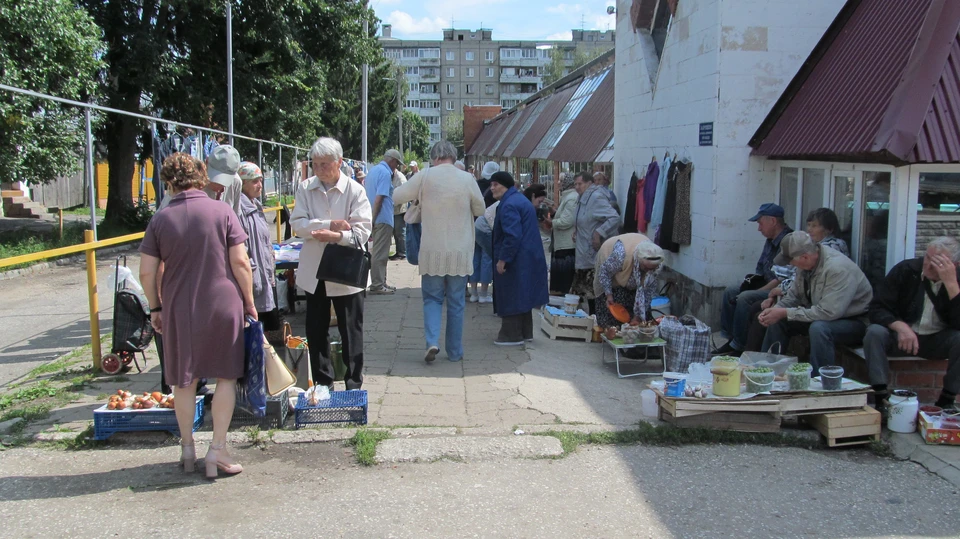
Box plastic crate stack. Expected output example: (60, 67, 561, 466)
(93, 396, 204, 440)
(230, 389, 291, 429)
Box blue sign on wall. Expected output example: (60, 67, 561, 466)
(699, 122, 714, 146)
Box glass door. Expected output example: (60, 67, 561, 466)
(832, 173, 856, 261)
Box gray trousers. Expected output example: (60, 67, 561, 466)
(393, 214, 406, 255)
(370, 222, 392, 288)
(863, 324, 960, 394)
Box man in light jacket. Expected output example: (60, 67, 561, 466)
(758, 231, 873, 371)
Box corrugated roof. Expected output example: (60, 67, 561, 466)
(532, 67, 612, 160)
(548, 66, 615, 162)
(511, 85, 577, 158)
(750, 0, 960, 165)
(502, 99, 548, 157)
(469, 114, 510, 157)
(492, 105, 535, 157)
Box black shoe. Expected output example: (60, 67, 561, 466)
(712, 342, 738, 355)
(345, 378, 362, 391)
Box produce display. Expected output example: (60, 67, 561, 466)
(105, 390, 175, 410)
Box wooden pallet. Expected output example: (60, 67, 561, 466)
(539, 310, 593, 342)
(659, 400, 782, 432)
(805, 406, 881, 447)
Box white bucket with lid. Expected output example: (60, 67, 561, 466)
(563, 294, 580, 314)
(887, 389, 919, 433)
(651, 296, 671, 316)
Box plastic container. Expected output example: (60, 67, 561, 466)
(919, 405, 943, 417)
(663, 373, 687, 397)
(710, 356, 742, 397)
(563, 294, 580, 315)
(819, 366, 844, 391)
(744, 369, 775, 394)
(93, 396, 204, 441)
(787, 363, 813, 391)
(651, 296, 671, 316)
(641, 389, 658, 417)
(294, 390, 368, 428)
(887, 389, 919, 433)
(637, 325, 658, 343)
(548, 295, 564, 308)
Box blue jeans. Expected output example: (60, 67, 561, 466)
(762, 318, 867, 371)
(720, 286, 767, 349)
(469, 245, 493, 285)
(422, 274, 468, 361)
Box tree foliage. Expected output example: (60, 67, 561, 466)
(79, 0, 392, 225)
(0, 0, 103, 185)
(540, 45, 611, 87)
(387, 110, 430, 161)
(443, 113, 465, 157)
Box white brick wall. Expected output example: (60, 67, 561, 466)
(614, 0, 842, 288)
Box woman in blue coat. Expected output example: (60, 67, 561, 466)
(490, 171, 549, 345)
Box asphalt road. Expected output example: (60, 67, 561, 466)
(0, 441, 957, 538)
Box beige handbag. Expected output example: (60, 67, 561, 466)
(263, 336, 297, 396)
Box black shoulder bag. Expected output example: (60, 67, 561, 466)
(316, 234, 371, 289)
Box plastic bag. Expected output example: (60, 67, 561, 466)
(109, 265, 145, 294)
(739, 343, 798, 376)
(305, 384, 330, 406)
(277, 276, 289, 312)
(236, 316, 267, 417)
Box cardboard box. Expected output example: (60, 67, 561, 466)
(919, 411, 960, 445)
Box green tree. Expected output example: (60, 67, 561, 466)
(79, 0, 386, 226)
(0, 0, 103, 186)
(442, 113, 464, 157)
(540, 44, 611, 87)
(388, 110, 430, 160)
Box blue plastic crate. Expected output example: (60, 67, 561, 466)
(295, 390, 367, 429)
(93, 396, 204, 440)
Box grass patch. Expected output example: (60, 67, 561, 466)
(535, 422, 821, 456)
(62, 206, 106, 217)
(49, 425, 104, 451)
(0, 220, 143, 269)
(348, 428, 391, 466)
(263, 194, 295, 208)
(0, 381, 60, 412)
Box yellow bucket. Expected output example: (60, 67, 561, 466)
(711, 358, 742, 397)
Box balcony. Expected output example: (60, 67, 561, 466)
(419, 57, 440, 65)
(418, 92, 440, 100)
(499, 75, 541, 84)
(420, 74, 440, 83)
(499, 57, 543, 68)
(499, 92, 533, 101)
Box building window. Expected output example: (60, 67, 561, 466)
(466, 51, 475, 61)
(465, 84, 475, 94)
(485, 84, 494, 95)
(913, 172, 960, 257)
(485, 51, 494, 61)
(501, 48, 521, 59)
(420, 84, 438, 93)
(405, 100, 420, 108)
(465, 101, 474, 107)
(409, 83, 418, 92)
(419, 48, 440, 58)
(422, 100, 440, 109)
(446, 84, 455, 94)
(405, 66, 419, 76)
(447, 67, 455, 77)
(385, 49, 402, 59)
(501, 99, 520, 109)
(421, 67, 439, 77)
(466, 68, 475, 78)
(563, 50, 573, 60)
(446, 101, 455, 111)
(424, 116, 440, 125)
(486, 67, 495, 78)
(446, 51, 455, 61)
(501, 67, 517, 77)
(402, 48, 418, 58)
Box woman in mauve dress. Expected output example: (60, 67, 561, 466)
(140, 153, 256, 479)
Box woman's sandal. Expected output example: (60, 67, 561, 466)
(205, 442, 243, 479)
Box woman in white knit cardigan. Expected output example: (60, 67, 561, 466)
(394, 141, 485, 362)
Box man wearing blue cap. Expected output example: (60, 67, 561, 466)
(714, 203, 792, 355)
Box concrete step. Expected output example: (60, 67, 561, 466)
(4, 196, 30, 205)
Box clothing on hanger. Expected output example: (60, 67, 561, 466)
(649, 155, 672, 230)
(623, 171, 640, 233)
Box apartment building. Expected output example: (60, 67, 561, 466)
(380, 26, 614, 143)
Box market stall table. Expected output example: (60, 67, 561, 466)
(601, 335, 667, 378)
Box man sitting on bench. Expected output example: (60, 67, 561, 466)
(757, 231, 873, 372)
(864, 236, 960, 410)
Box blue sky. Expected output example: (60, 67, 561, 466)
(370, 0, 617, 41)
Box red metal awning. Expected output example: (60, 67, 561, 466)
(750, 0, 960, 165)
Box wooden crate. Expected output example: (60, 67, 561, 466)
(660, 401, 782, 432)
(805, 406, 881, 447)
(778, 391, 868, 416)
(539, 309, 593, 342)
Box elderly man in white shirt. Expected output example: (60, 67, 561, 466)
(290, 137, 373, 391)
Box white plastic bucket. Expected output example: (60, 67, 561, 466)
(651, 296, 671, 316)
(888, 389, 919, 433)
(641, 389, 658, 417)
(563, 294, 580, 314)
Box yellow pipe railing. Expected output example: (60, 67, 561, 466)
(0, 202, 296, 370)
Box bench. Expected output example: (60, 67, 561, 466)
(839, 347, 952, 405)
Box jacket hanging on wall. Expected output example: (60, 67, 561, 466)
(672, 161, 693, 245)
(657, 161, 681, 253)
(623, 171, 640, 233)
